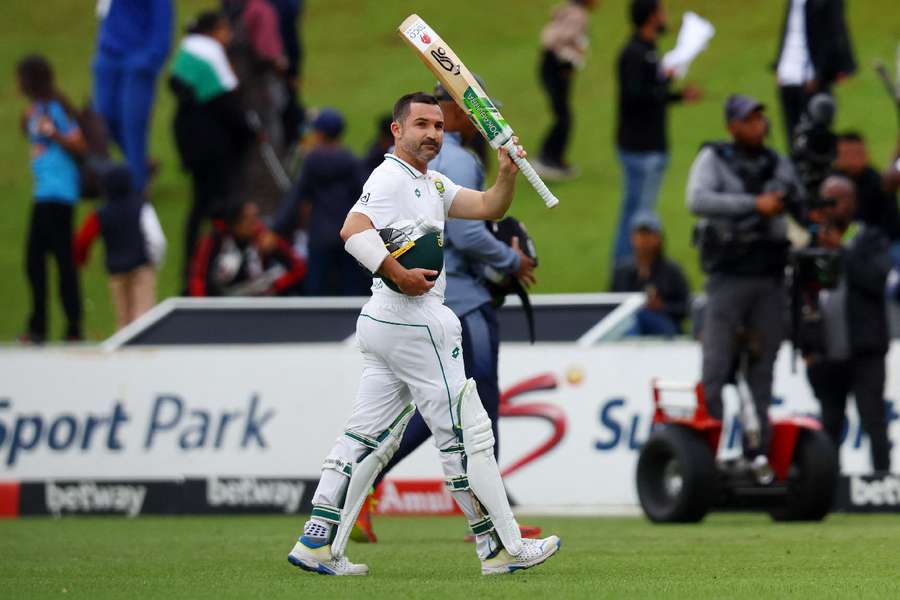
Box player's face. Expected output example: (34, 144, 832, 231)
(835, 140, 868, 176)
(396, 102, 444, 164)
(728, 110, 767, 148)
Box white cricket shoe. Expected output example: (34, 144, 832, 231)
(287, 538, 369, 576)
(480, 535, 561, 575)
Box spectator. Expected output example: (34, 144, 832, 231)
(271, 109, 369, 295)
(532, 0, 597, 180)
(832, 131, 900, 240)
(190, 200, 306, 297)
(74, 162, 166, 330)
(805, 176, 892, 474)
(268, 0, 306, 147)
(363, 114, 394, 176)
(687, 94, 799, 481)
(773, 0, 855, 146)
(613, 0, 701, 265)
(92, 0, 174, 194)
(17, 55, 87, 343)
(611, 211, 689, 336)
(169, 11, 256, 290)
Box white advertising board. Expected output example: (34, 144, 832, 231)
(1, 342, 898, 510)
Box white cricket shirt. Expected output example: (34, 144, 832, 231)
(350, 153, 462, 301)
(777, 0, 814, 85)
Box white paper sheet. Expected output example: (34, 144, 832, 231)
(661, 12, 715, 79)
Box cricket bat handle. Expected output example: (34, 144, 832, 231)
(502, 138, 559, 209)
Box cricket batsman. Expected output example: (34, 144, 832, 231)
(287, 92, 561, 576)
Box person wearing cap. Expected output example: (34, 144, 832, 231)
(271, 108, 369, 295)
(686, 94, 799, 481)
(610, 211, 689, 337)
(612, 0, 701, 266)
(355, 78, 539, 544)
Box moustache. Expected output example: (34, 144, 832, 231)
(420, 139, 439, 149)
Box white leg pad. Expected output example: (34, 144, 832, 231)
(330, 404, 416, 558)
(457, 379, 523, 556)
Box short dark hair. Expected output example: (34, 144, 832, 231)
(16, 54, 54, 101)
(837, 130, 865, 144)
(630, 0, 660, 27)
(187, 10, 228, 35)
(392, 92, 439, 123)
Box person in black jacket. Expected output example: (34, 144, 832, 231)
(833, 131, 900, 241)
(613, 0, 700, 265)
(169, 11, 257, 289)
(611, 211, 689, 336)
(773, 0, 856, 146)
(805, 176, 892, 473)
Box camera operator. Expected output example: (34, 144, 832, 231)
(687, 95, 799, 479)
(832, 131, 900, 240)
(804, 176, 892, 474)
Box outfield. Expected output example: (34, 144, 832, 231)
(0, 514, 898, 598)
(1, 0, 898, 340)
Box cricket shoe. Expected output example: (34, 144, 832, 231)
(480, 535, 561, 575)
(349, 493, 378, 543)
(287, 537, 368, 576)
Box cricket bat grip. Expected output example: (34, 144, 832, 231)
(502, 139, 559, 208)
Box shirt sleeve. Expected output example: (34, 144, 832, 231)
(349, 174, 398, 229)
(50, 102, 77, 136)
(437, 172, 462, 217)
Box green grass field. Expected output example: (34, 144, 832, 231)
(1, 1, 898, 340)
(1, 514, 899, 598)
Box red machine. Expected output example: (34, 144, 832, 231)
(636, 379, 838, 523)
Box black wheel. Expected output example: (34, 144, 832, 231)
(636, 425, 717, 523)
(769, 428, 838, 522)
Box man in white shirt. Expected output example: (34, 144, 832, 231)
(286, 92, 561, 577)
(773, 0, 855, 145)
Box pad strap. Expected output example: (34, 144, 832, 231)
(310, 503, 342, 524)
(323, 455, 353, 478)
(468, 515, 495, 536)
(445, 475, 470, 491)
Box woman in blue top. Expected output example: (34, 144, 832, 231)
(17, 55, 87, 342)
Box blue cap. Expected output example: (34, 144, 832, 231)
(724, 94, 765, 123)
(312, 108, 345, 139)
(631, 211, 662, 233)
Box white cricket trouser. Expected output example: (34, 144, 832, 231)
(310, 295, 499, 558)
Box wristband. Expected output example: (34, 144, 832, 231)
(344, 228, 389, 274)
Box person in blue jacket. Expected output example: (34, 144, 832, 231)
(17, 55, 87, 343)
(92, 0, 173, 194)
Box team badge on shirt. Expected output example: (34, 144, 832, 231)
(434, 178, 446, 195)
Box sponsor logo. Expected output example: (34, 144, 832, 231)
(850, 475, 900, 507)
(415, 188, 421, 198)
(207, 478, 305, 513)
(0, 394, 274, 469)
(359, 192, 370, 205)
(405, 22, 427, 41)
(420, 33, 431, 45)
(430, 47, 458, 74)
(377, 480, 460, 515)
(462, 87, 506, 141)
(451, 346, 460, 359)
(45, 482, 146, 517)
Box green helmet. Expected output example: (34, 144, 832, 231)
(377, 228, 444, 292)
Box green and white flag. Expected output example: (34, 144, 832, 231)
(170, 34, 238, 103)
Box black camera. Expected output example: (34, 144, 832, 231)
(789, 246, 843, 359)
(791, 94, 838, 206)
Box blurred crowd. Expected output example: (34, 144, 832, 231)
(15, 0, 900, 347)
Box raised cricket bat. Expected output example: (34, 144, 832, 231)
(398, 14, 560, 209)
